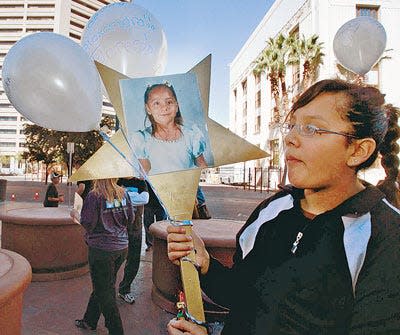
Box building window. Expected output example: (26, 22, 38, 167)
(69, 32, 81, 40)
(255, 90, 261, 109)
(242, 79, 247, 96)
(26, 28, 53, 32)
(103, 101, 113, 108)
(0, 116, 17, 121)
(0, 16, 23, 21)
(72, 0, 98, 11)
(0, 4, 24, 8)
(70, 20, 85, 29)
(0, 129, 16, 134)
(254, 115, 261, 134)
(71, 9, 90, 20)
(27, 16, 54, 21)
(242, 122, 247, 137)
(270, 139, 280, 168)
(27, 4, 55, 9)
(243, 101, 247, 118)
(356, 5, 379, 19)
(255, 72, 261, 86)
(0, 142, 16, 147)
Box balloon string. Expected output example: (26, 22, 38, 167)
(98, 128, 171, 220)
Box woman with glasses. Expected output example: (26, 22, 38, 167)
(133, 83, 208, 175)
(166, 79, 400, 335)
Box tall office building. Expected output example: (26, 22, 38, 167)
(0, 0, 128, 173)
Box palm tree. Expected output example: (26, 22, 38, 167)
(253, 44, 281, 123)
(299, 34, 325, 90)
(253, 34, 289, 122)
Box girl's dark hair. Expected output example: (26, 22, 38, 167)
(144, 83, 183, 136)
(290, 79, 400, 207)
(376, 104, 400, 207)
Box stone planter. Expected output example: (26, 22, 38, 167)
(0, 207, 89, 281)
(0, 249, 32, 335)
(150, 219, 244, 320)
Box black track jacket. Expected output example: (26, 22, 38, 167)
(201, 185, 400, 335)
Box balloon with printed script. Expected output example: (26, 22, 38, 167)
(333, 16, 386, 75)
(2, 32, 102, 131)
(81, 2, 167, 87)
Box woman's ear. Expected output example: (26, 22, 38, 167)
(347, 138, 376, 167)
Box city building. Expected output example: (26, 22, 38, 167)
(0, 0, 128, 174)
(229, 0, 400, 188)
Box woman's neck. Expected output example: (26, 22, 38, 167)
(301, 178, 365, 215)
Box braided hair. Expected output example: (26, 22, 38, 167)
(376, 104, 400, 207)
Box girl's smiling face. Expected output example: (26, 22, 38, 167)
(145, 86, 178, 126)
(284, 92, 358, 190)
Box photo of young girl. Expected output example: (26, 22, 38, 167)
(120, 72, 214, 175)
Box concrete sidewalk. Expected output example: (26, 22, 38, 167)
(0, 182, 272, 335)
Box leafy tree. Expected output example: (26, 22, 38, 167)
(23, 124, 60, 183)
(24, 115, 115, 182)
(59, 114, 115, 175)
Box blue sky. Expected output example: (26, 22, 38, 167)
(134, 0, 275, 127)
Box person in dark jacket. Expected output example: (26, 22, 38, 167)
(167, 79, 400, 335)
(143, 180, 167, 251)
(72, 178, 133, 335)
(43, 172, 64, 207)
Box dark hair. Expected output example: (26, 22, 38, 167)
(143, 83, 183, 136)
(290, 79, 400, 207)
(376, 104, 400, 207)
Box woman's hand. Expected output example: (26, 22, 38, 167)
(167, 319, 206, 335)
(167, 225, 210, 275)
(139, 158, 151, 174)
(195, 154, 208, 168)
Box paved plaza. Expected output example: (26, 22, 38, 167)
(0, 179, 272, 334)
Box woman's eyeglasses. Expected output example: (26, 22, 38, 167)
(280, 123, 358, 138)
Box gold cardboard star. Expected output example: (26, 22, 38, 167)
(69, 55, 268, 325)
(70, 55, 268, 219)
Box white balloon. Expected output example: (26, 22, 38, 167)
(81, 2, 167, 82)
(2, 32, 102, 132)
(333, 16, 386, 75)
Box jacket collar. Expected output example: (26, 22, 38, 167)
(280, 183, 385, 217)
